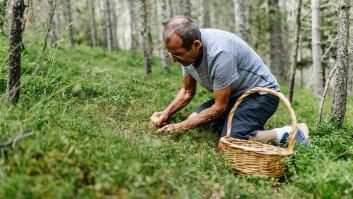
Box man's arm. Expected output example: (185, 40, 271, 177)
(163, 75, 196, 116)
(158, 85, 231, 132)
(150, 75, 196, 127)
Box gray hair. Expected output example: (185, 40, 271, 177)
(163, 16, 201, 50)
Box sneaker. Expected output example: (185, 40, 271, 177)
(279, 123, 311, 147)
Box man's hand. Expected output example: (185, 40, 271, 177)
(156, 121, 191, 134)
(150, 111, 168, 127)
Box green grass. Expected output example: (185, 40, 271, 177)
(0, 35, 353, 198)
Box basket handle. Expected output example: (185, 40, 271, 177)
(225, 87, 298, 153)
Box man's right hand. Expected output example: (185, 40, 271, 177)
(150, 111, 168, 127)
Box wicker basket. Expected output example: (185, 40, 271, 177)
(219, 87, 298, 178)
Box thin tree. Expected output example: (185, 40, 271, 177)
(288, 0, 302, 102)
(331, 0, 350, 127)
(140, 0, 152, 75)
(6, 0, 25, 103)
(111, 0, 119, 50)
(128, 0, 138, 50)
(105, 0, 114, 52)
(0, 0, 8, 34)
(233, 0, 247, 41)
(22, 0, 33, 32)
(268, 0, 286, 80)
(161, 0, 170, 71)
(202, 0, 210, 28)
(311, 0, 323, 97)
(168, 0, 174, 17)
(88, 0, 97, 48)
(65, 0, 75, 47)
(180, 0, 191, 17)
(42, 0, 57, 53)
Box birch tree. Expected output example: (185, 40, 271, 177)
(202, 0, 210, 28)
(88, 0, 97, 47)
(168, 0, 174, 17)
(48, 0, 58, 47)
(268, 0, 286, 80)
(288, 0, 302, 102)
(105, 0, 113, 52)
(180, 0, 191, 17)
(6, 0, 25, 103)
(233, 0, 248, 41)
(0, 0, 7, 34)
(331, 0, 350, 127)
(65, 0, 75, 47)
(128, 0, 138, 50)
(161, 0, 170, 71)
(111, 0, 119, 50)
(140, 0, 152, 75)
(312, 0, 323, 97)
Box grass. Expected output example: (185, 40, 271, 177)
(0, 34, 353, 198)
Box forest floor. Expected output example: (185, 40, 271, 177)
(0, 35, 353, 198)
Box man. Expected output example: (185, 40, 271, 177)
(150, 16, 310, 146)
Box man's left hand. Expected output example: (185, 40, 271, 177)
(156, 122, 191, 133)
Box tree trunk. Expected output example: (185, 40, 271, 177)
(140, 0, 152, 75)
(6, 0, 25, 103)
(331, 0, 350, 127)
(128, 0, 138, 50)
(202, 0, 210, 28)
(88, 0, 97, 48)
(288, 0, 302, 102)
(168, 0, 174, 17)
(43, 0, 57, 53)
(161, 0, 170, 71)
(349, 57, 353, 95)
(111, 0, 119, 50)
(105, 0, 114, 52)
(180, 0, 191, 17)
(268, 0, 286, 80)
(311, 0, 323, 97)
(0, 0, 8, 33)
(65, 0, 75, 47)
(49, 0, 58, 48)
(233, 0, 247, 41)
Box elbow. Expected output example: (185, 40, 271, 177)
(218, 106, 228, 115)
(183, 91, 195, 102)
(215, 105, 228, 115)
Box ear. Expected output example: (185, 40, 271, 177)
(193, 40, 203, 49)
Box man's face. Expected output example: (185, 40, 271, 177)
(164, 34, 201, 66)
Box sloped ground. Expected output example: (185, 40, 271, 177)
(0, 36, 352, 198)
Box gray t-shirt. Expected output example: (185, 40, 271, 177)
(182, 29, 280, 97)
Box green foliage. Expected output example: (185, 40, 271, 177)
(0, 36, 352, 198)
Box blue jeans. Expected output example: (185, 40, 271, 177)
(195, 93, 279, 140)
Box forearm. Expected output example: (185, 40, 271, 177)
(182, 104, 227, 128)
(163, 88, 194, 117)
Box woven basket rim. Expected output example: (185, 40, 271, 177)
(220, 137, 294, 156)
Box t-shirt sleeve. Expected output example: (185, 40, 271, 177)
(212, 51, 238, 90)
(182, 66, 191, 76)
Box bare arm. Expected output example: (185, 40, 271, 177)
(158, 85, 231, 132)
(183, 85, 231, 128)
(150, 75, 196, 127)
(163, 75, 196, 117)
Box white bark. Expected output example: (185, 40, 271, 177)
(331, 0, 350, 127)
(233, 0, 247, 41)
(311, 0, 323, 97)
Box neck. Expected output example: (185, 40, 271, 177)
(193, 47, 203, 68)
